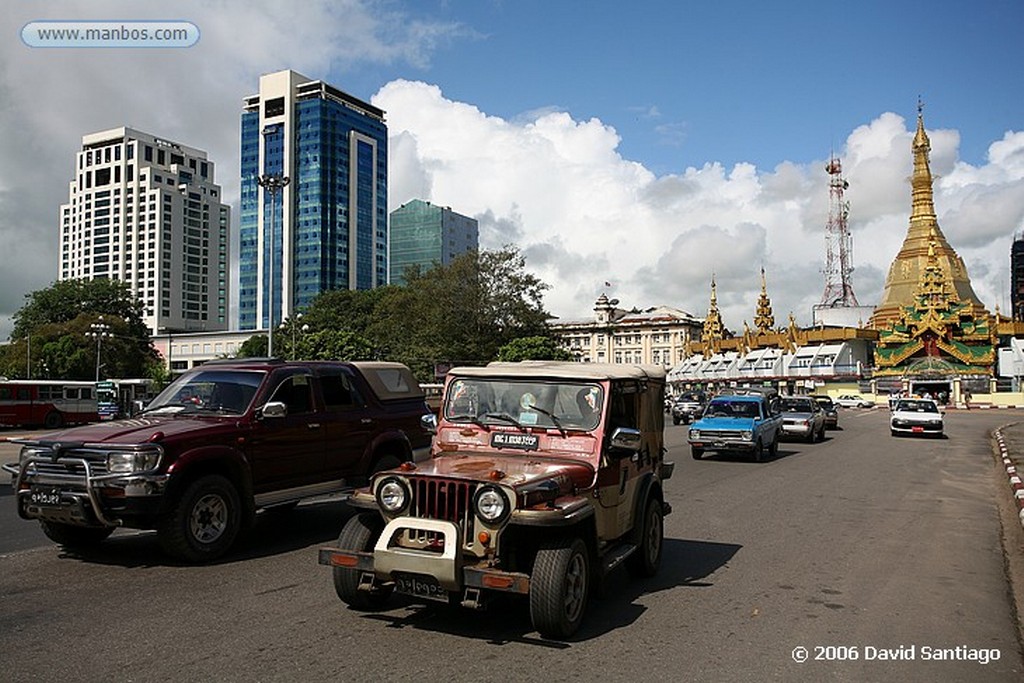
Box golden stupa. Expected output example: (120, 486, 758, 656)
(869, 105, 988, 330)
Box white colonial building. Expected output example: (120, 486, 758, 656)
(551, 294, 704, 369)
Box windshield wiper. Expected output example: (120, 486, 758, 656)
(447, 414, 491, 431)
(526, 405, 567, 436)
(483, 412, 527, 431)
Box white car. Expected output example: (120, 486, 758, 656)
(835, 394, 873, 408)
(890, 398, 944, 437)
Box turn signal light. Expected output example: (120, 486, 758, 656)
(482, 575, 514, 589)
(331, 553, 359, 567)
(478, 531, 491, 545)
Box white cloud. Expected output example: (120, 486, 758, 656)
(375, 81, 1024, 329)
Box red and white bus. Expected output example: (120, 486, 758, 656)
(0, 380, 100, 429)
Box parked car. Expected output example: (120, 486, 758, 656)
(670, 391, 706, 425)
(835, 394, 874, 408)
(4, 359, 432, 562)
(319, 361, 674, 639)
(811, 395, 839, 429)
(778, 396, 826, 442)
(890, 398, 944, 437)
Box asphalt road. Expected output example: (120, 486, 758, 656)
(1, 409, 1023, 682)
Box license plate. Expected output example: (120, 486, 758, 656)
(912, 426, 924, 433)
(29, 487, 63, 507)
(394, 573, 449, 603)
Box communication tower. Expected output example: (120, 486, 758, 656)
(818, 155, 859, 308)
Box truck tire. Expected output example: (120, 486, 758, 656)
(158, 474, 241, 563)
(753, 439, 764, 463)
(627, 497, 663, 578)
(530, 537, 590, 639)
(691, 447, 703, 460)
(40, 521, 113, 549)
(333, 513, 393, 610)
(672, 416, 680, 425)
(769, 438, 779, 458)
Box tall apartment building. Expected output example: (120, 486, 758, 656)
(1013, 232, 1024, 321)
(389, 199, 479, 284)
(239, 70, 388, 331)
(59, 127, 230, 335)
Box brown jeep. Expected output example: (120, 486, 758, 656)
(319, 361, 673, 638)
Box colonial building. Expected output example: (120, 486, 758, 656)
(552, 294, 703, 368)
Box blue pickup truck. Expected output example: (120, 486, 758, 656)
(687, 393, 782, 462)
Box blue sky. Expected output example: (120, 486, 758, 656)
(1, 0, 1023, 339)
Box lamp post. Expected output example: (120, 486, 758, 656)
(86, 316, 112, 383)
(279, 313, 309, 360)
(257, 125, 290, 359)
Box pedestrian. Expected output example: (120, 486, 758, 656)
(964, 389, 972, 410)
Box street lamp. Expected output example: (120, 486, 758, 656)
(279, 313, 309, 360)
(257, 125, 290, 359)
(86, 316, 112, 383)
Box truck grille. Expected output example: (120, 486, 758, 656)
(24, 449, 110, 479)
(695, 430, 744, 440)
(407, 477, 478, 547)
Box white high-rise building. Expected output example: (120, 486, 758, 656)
(59, 127, 230, 335)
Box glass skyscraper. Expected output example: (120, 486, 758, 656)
(389, 199, 479, 285)
(239, 70, 388, 331)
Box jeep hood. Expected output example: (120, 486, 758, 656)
(410, 453, 595, 492)
(18, 415, 234, 447)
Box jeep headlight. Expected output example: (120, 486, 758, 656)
(741, 430, 753, 441)
(107, 449, 161, 474)
(376, 476, 410, 513)
(689, 429, 700, 440)
(19, 445, 52, 466)
(474, 485, 510, 524)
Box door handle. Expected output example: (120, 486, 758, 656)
(361, 418, 372, 424)
(308, 423, 321, 429)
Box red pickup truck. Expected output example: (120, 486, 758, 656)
(4, 359, 431, 562)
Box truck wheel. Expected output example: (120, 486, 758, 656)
(769, 438, 779, 458)
(753, 439, 764, 463)
(158, 474, 241, 563)
(333, 513, 393, 610)
(43, 411, 64, 430)
(371, 454, 403, 474)
(40, 521, 113, 548)
(530, 537, 590, 639)
(627, 497, 663, 578)
(672, 416, 680, 425)
(691, 447, 703, 460)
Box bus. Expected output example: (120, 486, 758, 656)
(96, 378, 159, 420)
(0, 379, 100, 429)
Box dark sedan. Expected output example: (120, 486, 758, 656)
(811, 395, 839, 429)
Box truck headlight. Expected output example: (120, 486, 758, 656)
(107, 449, 161, 474)
(376, 476, 409, 513)
(19, 445, 52, 466)
(741, 430, 753, 441)
(474, 485, 510, 524)
(689, 429, 700, 440)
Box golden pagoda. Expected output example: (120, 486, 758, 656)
(753, 267, 775, 334)
(869, 103, 988, 329)
(701, 276, 726, 356)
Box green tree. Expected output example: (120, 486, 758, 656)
(497, 336, 573, 362)
(302, 329, 375, 361)
(237, 334, 268, 358)
(2, 279, 159, 380)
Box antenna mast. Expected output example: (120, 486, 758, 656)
(819, 155, 859, 307)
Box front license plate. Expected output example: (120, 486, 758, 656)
(912, 426, 924, 433)
(29, 486, 63, 507)
(394, 573, 449, 603)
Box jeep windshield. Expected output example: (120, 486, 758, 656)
(143, 370, 265, 416)
(444, 377, 604, 432)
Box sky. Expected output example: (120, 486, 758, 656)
(1, 0, 1023, 342)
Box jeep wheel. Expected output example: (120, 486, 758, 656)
(530, 537, 590, 639)
(40, 521, 113, 548)
(627, 497, 664, 578)
(690, 447, 703, 460)
(333, 513, 393, 610)
(158, 474, 241, 563)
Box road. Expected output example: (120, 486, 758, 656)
(1, 409, 1022, 681)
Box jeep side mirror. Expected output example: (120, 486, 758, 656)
(609, 426, 641, 453)
(259, 401, 288, 419)
(421, 413, 438, 434)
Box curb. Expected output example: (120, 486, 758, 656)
(994, 428, 1024, 529)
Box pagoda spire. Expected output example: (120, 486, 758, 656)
(702, 275, 725, 356)
(754, 267, 776, 334)
(869, 102, 988, 329)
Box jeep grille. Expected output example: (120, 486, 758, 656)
(407, 477, 478, 547)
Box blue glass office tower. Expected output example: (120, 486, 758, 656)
(239, 70, 388, 331)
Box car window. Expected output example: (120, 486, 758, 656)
(319, 370, 365, 411)
(269, 374, 315, 415)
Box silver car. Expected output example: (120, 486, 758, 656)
(778, 396, 826, 443)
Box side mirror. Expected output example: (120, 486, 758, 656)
(421, 413, 438, 434)
(260, 401, 288, 419)
(609, 426, 641, 453)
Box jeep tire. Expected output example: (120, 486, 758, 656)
(530, 537, 590, 639)
(40, 521, 114, 549)
(158, 474, 241, 563)
(333, 513, 393, 610)
(627, 497, 663, 578)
